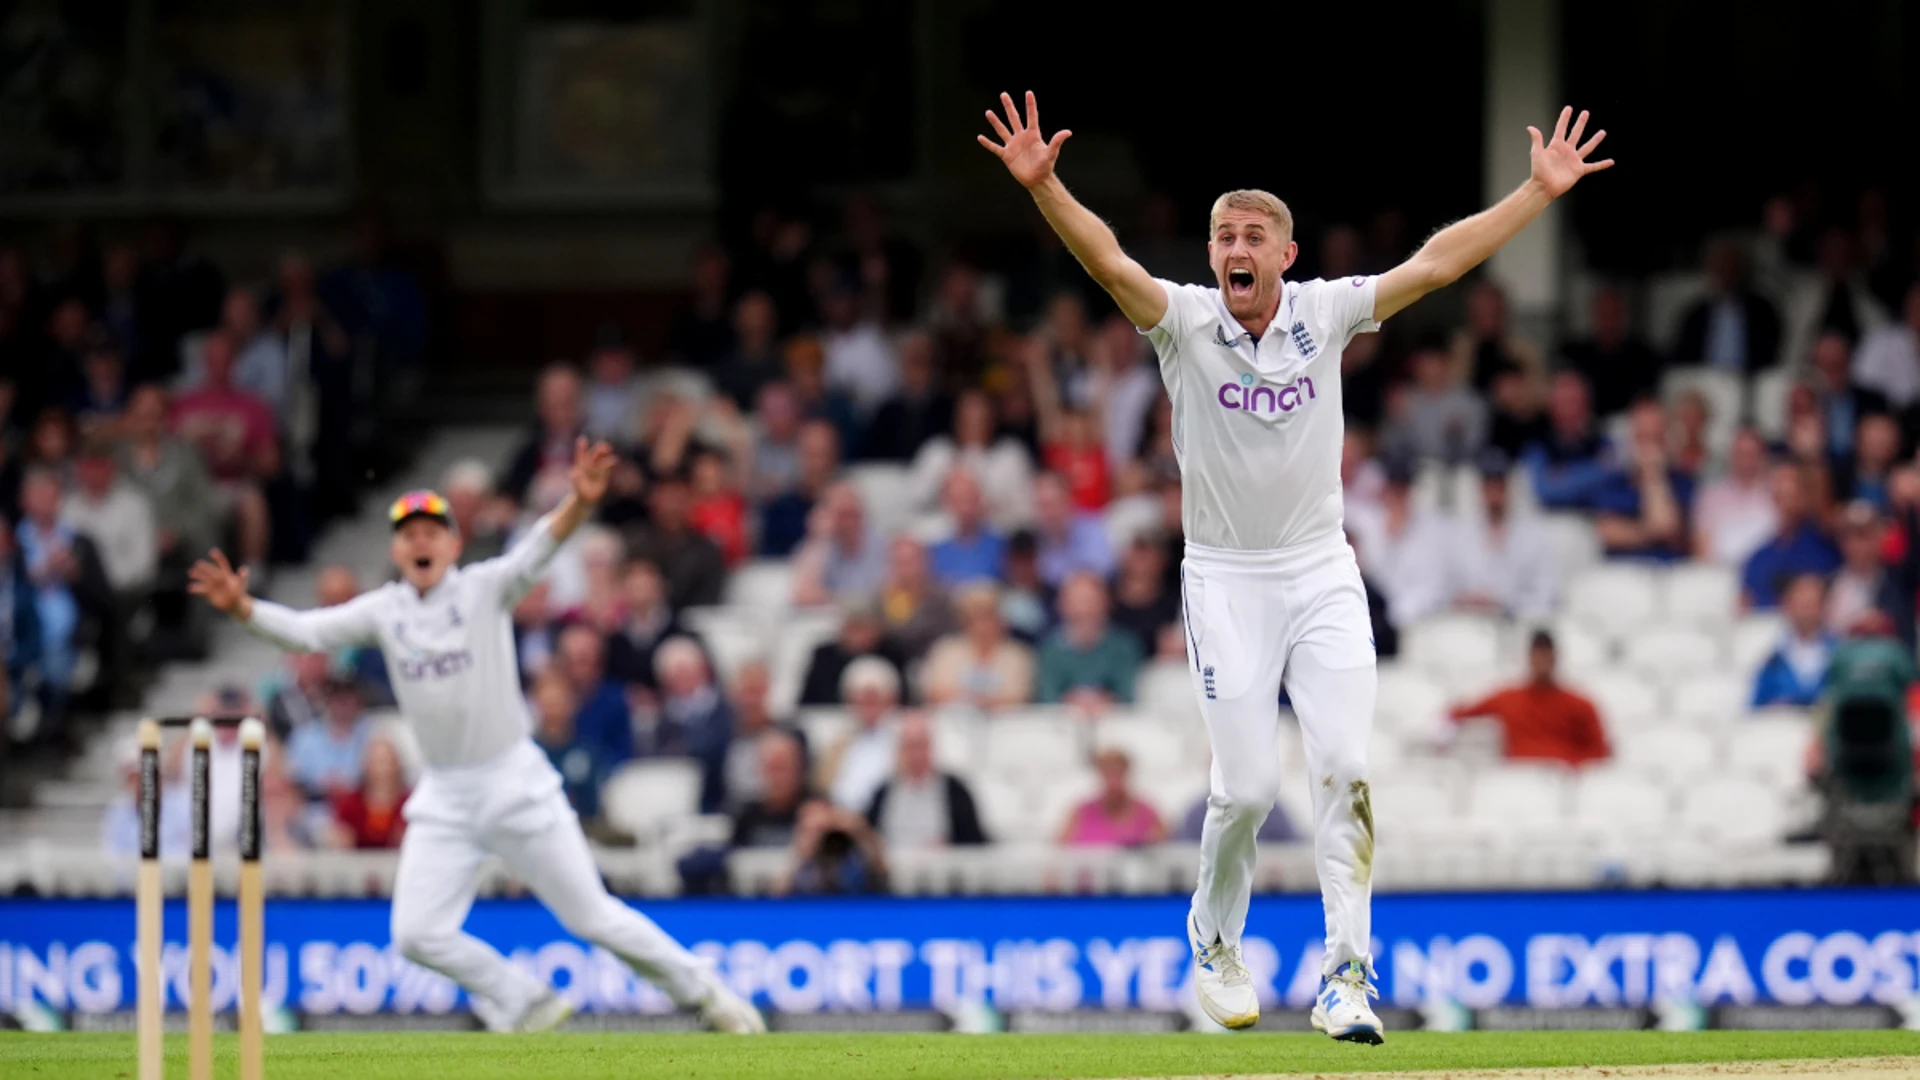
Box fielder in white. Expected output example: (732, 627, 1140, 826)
(188, 440, 764, 1034)
(980, 91, 1613, 1040)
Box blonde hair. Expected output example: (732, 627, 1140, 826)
(1208, 189, 1294, 241)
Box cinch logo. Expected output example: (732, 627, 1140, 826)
(1216, 371, 1317, 413)
(398, 649, 474, 681)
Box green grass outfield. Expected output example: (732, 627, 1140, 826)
(2, 1030, 1917, 1080)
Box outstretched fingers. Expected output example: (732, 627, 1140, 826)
(1000, 92, 1022, 133)
(1047, 129, 1072, 152)
(1550, 105, 1571, 144)
(1024, 90, 1039, 131)
(1578, 129, 1608, 158)
(1527, 125, 1544, 152)
(1567, 109, 1589, 146)
(984, 109, 1013, 144)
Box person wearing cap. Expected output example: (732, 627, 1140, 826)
(1449, 448, 1558, 622)
(187, 435, 765, 1035)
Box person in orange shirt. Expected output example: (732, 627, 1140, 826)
(1448, 630, 1611, 766)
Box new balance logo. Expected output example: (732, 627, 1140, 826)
(1203, 665, 1218, 700)
(1213, 325, 1237, 348)
(1289, 320, 1318, 359)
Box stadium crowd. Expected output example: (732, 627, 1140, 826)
(0, 213, 422, 765)
(67, 186, 1920, 887)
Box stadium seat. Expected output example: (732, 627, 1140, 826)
(1622, 625, 1723, 684)
(1668, 672, 1749, 729)
(1568, 765, 1673, 842)
(601, 759, 703, 842)
(796, 708, 854, 762)
(1136, 660, 1199, 720)
(983, 712, 1085, 779)
(973, 774, 1040, 844)
(767, 612, 842, 714)
(1402, 613, 1502, 682)
(1726, 714, 1815, 789)
(1661, 563, 1739, 628)
(1539, 514, 1603, 578)
(1572, 667, 1661, 735)
(1752, 367, 1793, 440)
(929, 711, 984, 778)
(722, 560, 794, 612)
(1370, 773, 1461, 841)
(1730, 614, 1788, 676)
(1373, 664, 1448, 738)
(846, 464, 915, 537)
(1547, 618, 1612, 680)
(1462, 765, 1570, 838)
(1677, 776, 1785, 846)
(1093, 715, 1196, 776)
(1615, 727, 1719, 784)
(1033, 767, 1100, 841)
(1565, 564, 1659, 641)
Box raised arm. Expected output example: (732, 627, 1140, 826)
(1374, 107, 1613, 323)
(189, 548, 379, 652)
(979, 91, 1167, 330)
(474, 436, 617, 607)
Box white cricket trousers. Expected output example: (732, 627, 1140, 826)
(1181, 536, 1377, 975)
(389, 740, 714, 1020)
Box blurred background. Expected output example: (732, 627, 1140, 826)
(2, 0, 1920, 1035)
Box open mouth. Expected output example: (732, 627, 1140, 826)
(1227, 268, 1255, 295)
(413, 556, 433, 571)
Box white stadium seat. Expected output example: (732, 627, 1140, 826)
(1668, 672, 1750, 729)
(1569, 765, 1672, 840)
(1370, 773, 1462, 841)
(983, 713, 1084, 779)
(846, 464, 915, 536)
(1463, 765, 1570, 838)
(1752, 367, 1793, 440)
(1402, 614, 1502, 681)
(795, 707, 854, 761)
(1547, 619, 1612, 679)
(1540, 514, 1604, 578)
(1615, 728, 1719, 785)
(1093, 715, 1195, 776)
(1622, 625, 1723, 684)
(1574, 668, 1661, 735)
(929, 712, 984, 778)
(1727, 715, 1815, 789)
(1373, 664, 1448, 738)
(1136, 661, 1200, 722)
(1565, 564, 1659, 641)
(1661, 563, 1739, 628)
(723, 559, 794, 612)
(601, 759, 703, 841)
(1678, 777, 1786, 846)
(1033, 768, 1101, 841)
(973, 774, 1041, 844)
(1731, 614, 1788, 676)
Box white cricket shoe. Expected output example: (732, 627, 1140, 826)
(1310, 961, 1384, 1044)
(512, 990, 575, 1034)
(1187, 913, 1258, 1030)
(700, 982, 766, 1034)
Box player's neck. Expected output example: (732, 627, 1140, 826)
(1235, 295, 1284, 340)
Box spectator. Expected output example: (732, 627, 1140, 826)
(1525, 372, 1613, 511)
(623, 470, 727, 609)
(1450, 449, 1557, 621)
(731, 731, 810, 849)
(1752, 574, 1837, 708)
(533, 669, 608, 821)
(927, 261, 991, 386)
(120, 385, 220, 566)
(284, 673, 374, 798)
(442, 458, 509, 566)
(876, 536, 953, 662)
(1036, 572, 1141, 708)
(928, 468, 1006, 586)
(1385, 343, 1486, 464)
(1808, 332, 1889, 463)
(97, 242, 144, 378)
(1032, 472, 1114, 586)
(1110, 535, 1180, 658)
(0, 518, 43, 727)
(101, 736, 189, 857)
(70, 328, 130, 435)
(38, 298, 90, 412)
(63, 438, 156, 597)
(503, 363, 584, 506)
(319, 206, 427, 378)
(582, 337, 641, 443)
(259, 750, 320, 853)
(1782, 229, 1890, 375)
(999, 529, 1053, 642)
(267, 250, 353, 521)
(688, 447, 749, 566)
(1179, 784, 1296, 843)
(1669, 389, 1715, 478)
(1591, 398, 1693, 562)
(653, 636, 734, 812)
(1853, 283, 1920, 410)
(799, 600, 904, 706)
(1836, 412, 1900, 511)
(1695, 428, 1779, 567)
(1026, 335, 1110, 511)
(311, 565, 391, 704)
(819, 656, 902, 812)
(921, 583, 1035, 710)
(183, 286, 288, 416)
(1828, 502, 1897, 637)
(864, 331, 952, 463)
(1347, 457, 1454, 627)
(783, 798, 888, 896)
(551, 622, 634, 766)
(1675, 239, 1782, 373)
(328, 735, 409, 849)
(605, 559, 694, 692)
(1060, 748, 1167, 847)
(1448, 280, 1545, 395)
(170, 330, 275, 575)
(1344, 530, 1401, 661)
(784, 336, 863, 456)
(864, 713, 988, 848)
(1448, 631, 1611, 766)
(819, 280, 896, 416)
(721, 660, 805, 812)
(757, 417, 839, 558)
(17, 468, 104, 728)
(792, 482, 887, 607)
(1743, 463, 1842, 610)
(27, 408, 77, 479)
(908, 389, 1034, 529)
(668, 246, 734, 369)
(747, 382, 805, 501)
(1090, 312, 1163, 472)
(1560, 286, 1666, 418)
(264, 651, 331, 742)
(713, 291, 783, 411)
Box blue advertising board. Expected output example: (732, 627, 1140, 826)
(2, 890, 1917, 1016)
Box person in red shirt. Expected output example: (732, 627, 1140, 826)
(330, 735, 410, 849)
(1448, 630, 1612, 766)
(688, 446, 748, 566)
(1024, 335, 1110, 511)
(171, 329, 278, 574)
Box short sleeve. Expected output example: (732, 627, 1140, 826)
(1319, 275, 1382, 344)
(1141, 279, 1208, 356)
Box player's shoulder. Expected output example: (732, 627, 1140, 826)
(1294, 275, 1373, 302)
(1153, 278, 1219, 332)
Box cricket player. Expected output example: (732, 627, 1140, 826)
(980, 91, 1612, 1040)
(188, 438, 764, 1034)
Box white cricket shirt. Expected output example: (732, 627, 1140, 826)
(1144, 275, 1380, 551)
(242, 516, 562, 770)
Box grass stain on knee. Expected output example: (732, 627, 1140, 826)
(1349, 779, 1374, 886)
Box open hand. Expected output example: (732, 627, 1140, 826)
(977, 91, 1071, 190)
(187, 548, 251, 616)
(569, 436, 618, 503)
(1528, 107, 1613, 199)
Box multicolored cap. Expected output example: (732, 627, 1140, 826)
(388, 489, 454, 532)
